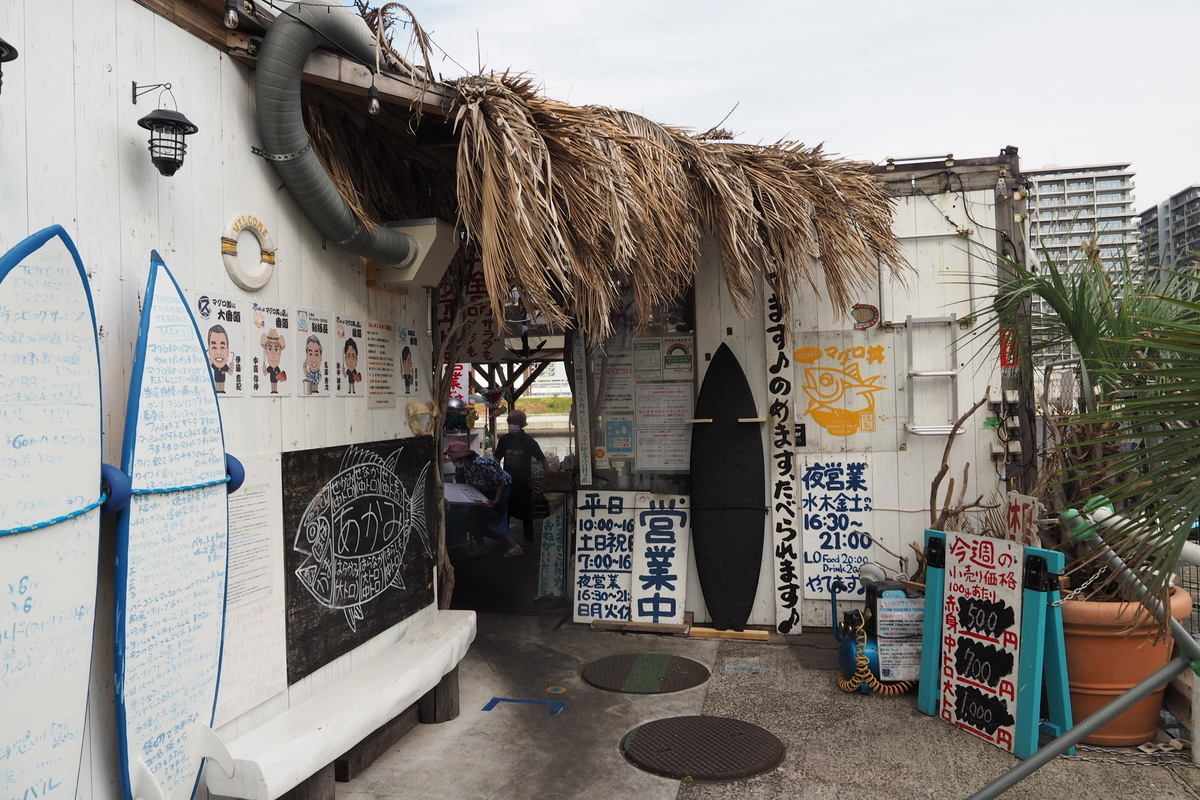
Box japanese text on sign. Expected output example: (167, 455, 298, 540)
(573, 492, 635, 622)
(631, 495, 690, 625)
(765, 292, 801, 633)
(800, 458, 874, 598)
(939, 532, 1023, 753)
(436, 260, 500, 363)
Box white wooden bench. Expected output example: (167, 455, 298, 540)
(206, 609, 476, 800)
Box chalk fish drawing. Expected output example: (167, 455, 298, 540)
(293, 446, 431, 630)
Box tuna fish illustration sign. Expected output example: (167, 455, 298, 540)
(282, 437, 438, 683)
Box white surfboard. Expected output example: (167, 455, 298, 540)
(0, 226, 103, 800)
(115, 253, 231, 800)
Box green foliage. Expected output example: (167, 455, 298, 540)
(987, 251, 1200, 600)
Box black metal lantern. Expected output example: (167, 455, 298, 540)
(0, 37, 17, 96)
(136, 107, 199, 177)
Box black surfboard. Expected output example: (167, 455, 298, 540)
(690, 343, 765, 630)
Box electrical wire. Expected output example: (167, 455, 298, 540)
(835, 610, 916, 696)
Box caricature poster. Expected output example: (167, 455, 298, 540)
(336, 314, 365, 397)
(251, 302, 293, 397)
(295, 307, 332, 397)
(191, 292, 246, 397)
(397, 326, 421, 397)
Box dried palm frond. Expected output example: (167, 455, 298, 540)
(449, 73, 908, 338)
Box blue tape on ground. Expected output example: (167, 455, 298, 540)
(482, 697, 566, 716)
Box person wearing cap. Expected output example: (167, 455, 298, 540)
(493, 408, 547, 550)
(444, 440, 523, 558)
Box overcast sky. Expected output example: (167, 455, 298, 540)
(386, 0, 1197, 212)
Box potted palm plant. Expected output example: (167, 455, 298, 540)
(985, 244, 1200, 745)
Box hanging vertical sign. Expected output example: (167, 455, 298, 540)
(939, 531, 1023, 753)
(572, 332, 592, 486)
(630, 494, 690, 625)
(572, 491, 634, 623)
(765, 292, 801, 634)
(1004, 492, 1040, 548)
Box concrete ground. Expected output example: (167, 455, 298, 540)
(337, 530, 1200, 800)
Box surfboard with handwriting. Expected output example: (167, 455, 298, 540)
(0, 226, 102, 800)
(689, 343, 765, 631)
(114, 253, 230, 800)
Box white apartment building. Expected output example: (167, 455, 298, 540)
(1139, 184, 1200, 270)
(1025, 163, 1138, 268)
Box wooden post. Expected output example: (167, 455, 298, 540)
(418, 666, 460, 724)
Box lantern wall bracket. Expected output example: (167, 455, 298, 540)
(132, 81, 172, 105)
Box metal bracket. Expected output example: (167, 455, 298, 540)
(251, 142, 312, 162)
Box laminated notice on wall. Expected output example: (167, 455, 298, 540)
(876, 595, 924, 682)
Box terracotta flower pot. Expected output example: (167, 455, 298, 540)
(1060, 586, 1193, 746)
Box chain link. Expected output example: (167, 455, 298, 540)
(1059, 744, 1200, 770)
(1051, 569, 1106, 606)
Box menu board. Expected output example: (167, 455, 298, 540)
(116, 256, 229, 800)
(799, 455, 877, 598)
(938, 531, 1023, 753)
(0, 227, 102, 800)
(573, 491, 635, 623)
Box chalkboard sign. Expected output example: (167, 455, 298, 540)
(115, 254, 229, 800)
(282, 438, 437, 684)
(0, 226, 102, 800)
(937, 531, 1024, 752)
(919, 530, 1073, 759)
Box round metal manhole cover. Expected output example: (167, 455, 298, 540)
(581, 653, 709, 694)
(621, 715, 785, 781)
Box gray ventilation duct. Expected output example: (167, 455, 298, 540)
(254, 0, 415, 266)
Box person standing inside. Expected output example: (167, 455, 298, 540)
(493, 409, 547, 549)
(444, 440, 523, 558)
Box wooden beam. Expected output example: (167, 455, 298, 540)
(132, 1, 452, 117)
(131, 0, 229, 50)
(688, 627, 770, 641)
(590, 620, 691, 636)
(225, 31, 452, 117)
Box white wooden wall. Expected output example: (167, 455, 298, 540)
(691, 188, 1003, 629)
(0, 2, 435, 798)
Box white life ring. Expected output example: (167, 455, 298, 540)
(221, 214, 276, 291)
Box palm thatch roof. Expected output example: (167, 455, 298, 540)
(452, 73, 906, 338)
(305, 61, 907, 338)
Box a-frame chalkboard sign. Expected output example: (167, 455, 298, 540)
(918, 529, 1073, 759)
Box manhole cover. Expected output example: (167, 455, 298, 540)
(621, 715, 784, 781)
(581, 653, 709, 694)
